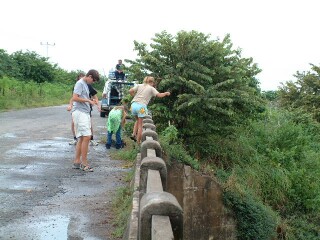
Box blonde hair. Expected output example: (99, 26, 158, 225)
(143, 76, 155, 85)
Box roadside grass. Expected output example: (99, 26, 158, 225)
(0, 77, 72, 111)
(109, 137, 138, 238)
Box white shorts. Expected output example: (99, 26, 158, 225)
(72, 110, 91, 138)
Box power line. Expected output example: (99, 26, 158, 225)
(40, 42, 55, 58)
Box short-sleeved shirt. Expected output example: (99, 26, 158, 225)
(73, 79, 91, 114)
(116, 64, 124, 71)
(131, 84, 159, 106)
(72, 80, 97, 113)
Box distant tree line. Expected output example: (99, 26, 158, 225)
(0, 48, 105, 110)
(0, 49, 85, 84)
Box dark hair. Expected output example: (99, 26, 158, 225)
(86, 69, 100, 82)
(76, 72, 85, 81)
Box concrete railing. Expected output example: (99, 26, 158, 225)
(124, 115, 183, 240)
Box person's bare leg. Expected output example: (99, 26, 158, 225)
(71, 120, 75, 137)
(74, 137, 82, 164)
(90, 118, 94, 140)
(132, 116, 138, 137)
(136, 117, 143, 144)
(80, 136, 91, 166)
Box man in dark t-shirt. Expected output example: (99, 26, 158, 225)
(114, 59, 125, 80)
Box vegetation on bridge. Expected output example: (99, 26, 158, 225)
(1, 30, 320, 239)
(124, 30, 320, 239)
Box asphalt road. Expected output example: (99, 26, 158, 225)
(0, 105, 128, 240)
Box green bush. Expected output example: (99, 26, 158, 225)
(214, 107, 320, 237)
(159, 125, 200, 170)
(286, 216, 320, 240)
(223, 190, 278, 240)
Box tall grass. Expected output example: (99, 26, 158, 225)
(0, 77, 73, 110)
(216, 107, 320, 239)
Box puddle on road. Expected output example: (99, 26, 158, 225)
(12, 179, 39, 190)
(6, 139, 74, 159)
(36, 215, 70, 240)
(0, 132, 17, 138)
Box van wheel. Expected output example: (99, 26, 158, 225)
(100, 112, 106, 118)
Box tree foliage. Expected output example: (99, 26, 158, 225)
(0, 48, 82, 84)
(126, 30, 265, 158)
(10, 50, 55, 83)
(279, 64, 320, 121)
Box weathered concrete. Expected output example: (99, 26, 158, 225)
(140, 140, 162, 160)
(167, 163, 237, 240)
(140, 156, 167, 193)
(142, 123, 156, 131)
(152, 215, 174, 240)
(139, 192, 183, 240)
(143, 118, 154, 124)
(147, 169, 163, 192)
(141, 129, 158, 141)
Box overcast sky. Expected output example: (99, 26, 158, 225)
(1, 0, 319, 91)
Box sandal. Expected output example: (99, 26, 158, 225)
(81, 164, 94, 172)
(73, 163, 81, 169)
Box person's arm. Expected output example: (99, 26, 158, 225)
(121, 109, 127, 128)
(102, 81, 110, 98)
(92, 95, 101, 112)
(67, 97, 73, 111)
(72, 93, 96, 105)
(156, 92, 170, 98)
(129, 87, 136, 97)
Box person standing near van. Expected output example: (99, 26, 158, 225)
(67, 73, 100, 146)
(72, 69, 100, 172)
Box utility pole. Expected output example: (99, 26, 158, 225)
(40, 42, 55, 58)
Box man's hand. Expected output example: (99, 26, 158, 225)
(67, 104, 72, 111)
(88, 99, 96, 105)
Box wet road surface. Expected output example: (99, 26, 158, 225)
(0, 105, 127, 239)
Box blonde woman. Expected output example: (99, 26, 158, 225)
(129, 76, 170, 144)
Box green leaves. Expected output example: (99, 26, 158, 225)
(126, 30, 264, 158)
(279, 64, 320, 122)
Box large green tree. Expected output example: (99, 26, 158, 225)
(0, 49, 19, 78)
(126, 30, 265, 158)
(10, 50, 55, 83)
(279, 64, 320, 121)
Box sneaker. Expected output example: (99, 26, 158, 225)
(69, 139, 77, 145)
(130, 135, 137, 142)
(90, 140, 99, 146)
(106, 144, 111, 149)
(72, 163, 81, 169)
(80, 164, 94, 172)
(115, 144, 123, 149)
